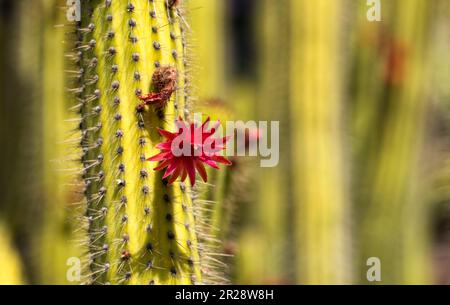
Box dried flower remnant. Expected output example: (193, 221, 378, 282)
(137, 66, 178, 110)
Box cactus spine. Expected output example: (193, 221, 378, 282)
(76, 0, 201, 284)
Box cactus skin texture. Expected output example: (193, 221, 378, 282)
(76, 0, 201, 285)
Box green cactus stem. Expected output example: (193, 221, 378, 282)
(357, 0, 435, 284)
(0, 221, 24, 285)
(290, 0, 351, 284)
(75, 0, 201, 285)
(236, 0, 293, 284)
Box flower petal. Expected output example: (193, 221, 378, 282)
(163, 159, 180, 179)
(202, 158, 219, 169)
(147, 152, 168, 162)
(184, 158, 196, 186)
(211, 155, 232, 165)
(156, 142, 172, 150)
(167, 165, 182, 185)
(195, 159, 208, 183)
(181, 168, 188, 182)
(154, 159, 171, 171)
(157, 128, 177, 140)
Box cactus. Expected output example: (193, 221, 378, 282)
(290, 0, 352, 284)
(237, 0, 295, 283)
(0, 0, 46, 283)
(0, 0, 82, 284)
(74, 0, 203, 284)
(236, 0, 293, 284)
(0, 221, 24, 285)
(187, 0, 226, 100)
(237, 0, 351, 285)
(356, 0, 435, 284)
(39, 0, 82, 284)
(192, 101, 254, 283)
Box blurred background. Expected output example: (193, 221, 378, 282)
(0, 0, 450, 284)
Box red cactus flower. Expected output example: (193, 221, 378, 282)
(148, 117, 232, 186)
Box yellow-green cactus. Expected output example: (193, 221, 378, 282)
(238, 0, 292, 284)
(357, 0, 435, 284)
(290, 0, 352, 284)
(0, 221, 24, 285)
(75, 0, 201, 285)
(187, 0, 226, 100)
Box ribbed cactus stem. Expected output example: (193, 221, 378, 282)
(77, 0, 201, 285)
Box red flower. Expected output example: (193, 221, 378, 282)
(148, 117, 232, 186)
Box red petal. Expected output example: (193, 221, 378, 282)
(184, 158, 196, 186)
(167, 166, 182, 185)
(195, 160, 208, 183)
(202, 158, 219, 169)
(156, 142, 172, 150)
(181, 168, 188, 182)
(157, 128, 177, 140)
(154, 159, 171, 171)
(147, 152, 168, 161)
(211, 155, 232, 165)
(163, 159, 180, 179)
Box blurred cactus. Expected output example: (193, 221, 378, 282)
(0, 0, 46, 283)
(193, 100, 254, 283)
(39, 0, 82, 284)
(75, 0, 202, 284)
(0, 0, 78, 284)
(0, 0, 449, 286)
(290, 0, 351, 284)
(238, 0, 352, 285)
(0, 221, 24, 284)
(187, 0, 226, 100)
(355, 0, 436, 284)
(237, 0, 292, 284)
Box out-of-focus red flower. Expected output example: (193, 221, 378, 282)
(148, 117, 232, 186)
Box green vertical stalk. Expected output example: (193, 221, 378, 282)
(188, 0, 226, 100)
(0, 0, 46, 283)
(290, 0, 351, 284)
(0, 221, 24, 284)
(358, 0, 434, 284)
(237, 0, 292, 284)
